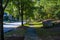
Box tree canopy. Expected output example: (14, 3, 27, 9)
(3, 0, 60, 22)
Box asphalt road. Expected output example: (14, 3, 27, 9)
(3, 22, 26, 33)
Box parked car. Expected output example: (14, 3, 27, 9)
(53, 20, 60, 27)
(42, 19, 54, 28)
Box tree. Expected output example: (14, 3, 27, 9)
(0, 0, 10, 39)
(2, 0, 10, 10)
(3, 0, 60, 24)
(0, 0, 4, 40)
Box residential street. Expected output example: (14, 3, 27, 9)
(3, 22, 26, 33)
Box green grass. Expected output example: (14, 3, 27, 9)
(4, 21, 43, 37)
(4, 21, 60, 38)
(35, 28, 60, 37)
(24, 21, 43, 27)
(29, 21, 42, 24)
(4, 28, 27, 37)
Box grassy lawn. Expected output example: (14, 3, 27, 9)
(4, 28, 27, 37)
(4, 21, 60, 40)
(24, 21, 43, 27)
(4, 21, 43, 37)
(35, 28, 60, 37)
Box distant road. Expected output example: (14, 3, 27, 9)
(3, 22, 26, 33)
(3, 22, 26, 28)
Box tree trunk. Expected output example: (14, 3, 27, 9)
(21, 1, 24, 26)
(3, 0, 9, 10)
(0, 0, 4, 40)
(1, 0, 9, 40)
